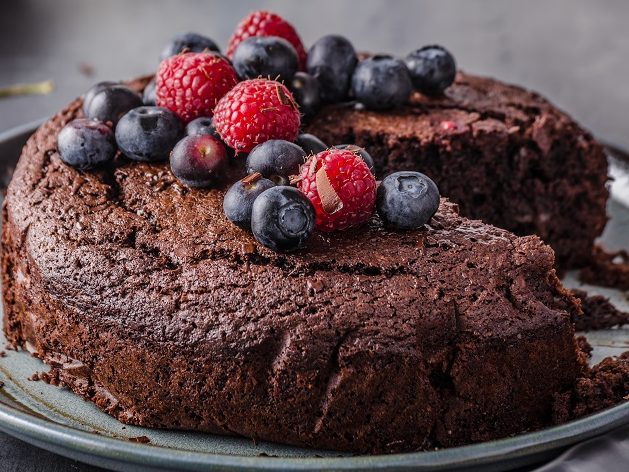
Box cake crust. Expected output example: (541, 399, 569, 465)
(1, 76, 585, 453)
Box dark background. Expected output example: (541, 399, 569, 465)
(1, 1, 629, 470)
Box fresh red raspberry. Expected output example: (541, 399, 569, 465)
(226, 11, 307, 71)
(155, 52, 238, 124)
(297, 149, 376, 232)
(213, 79, 300, 154)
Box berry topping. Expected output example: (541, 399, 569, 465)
(159, 32, 221, 62)
(295, 133, 328, 156)
(351, 55, 413, 110)
(306, 35, 357, 103)
(223, 173, 275, 230)
(376, 171, 440, 228)
(333, 144, 376, 176)
(57, 119, 117, 170)
(170, 134, 228, 188)
(297, 149, 376, 232)
(232, 36, 299, 82)
(246, 139, 306, 185)
(155, 51, 238, 123)
(251, 186, 316, 252)
(213, 78, 300, 153)
(82, 81, 118, 114)
(185, 116, 215, 136)
(83, 84, 143, 127)
(226, 11, 307, 71)
(115, 106, 184, 162)
(288, 72, 321, 120)
(405, 45, 456, 96)
(185, 116, 235, 158)
(143, 80, 156, 106)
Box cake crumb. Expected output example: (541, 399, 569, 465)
(0, 381, 4, 388)
(580, 245, 629, 291)
(570, 288, 629, 331)
(0, 351, 6, 357)
(128, 436, 150, 443)
(27, 372, 40, 381)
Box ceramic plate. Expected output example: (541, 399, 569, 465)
(0, 122, 628, 472)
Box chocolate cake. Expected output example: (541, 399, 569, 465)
(305, 71, 609, 270)
(1, 75, 596, 453)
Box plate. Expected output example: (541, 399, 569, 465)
(0, 123, 628, 472)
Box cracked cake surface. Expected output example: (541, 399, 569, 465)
(0, 74, 594, 453)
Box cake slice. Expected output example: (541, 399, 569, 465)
(305, 71, 609, 270)
(1, 84, 586, 452)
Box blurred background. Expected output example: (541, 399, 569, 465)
(2, 0, 629, 149)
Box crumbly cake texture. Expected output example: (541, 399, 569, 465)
(305, 71, 609, 271)
(0, 76, 591, 453)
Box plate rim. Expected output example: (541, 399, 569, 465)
(0, 120, 628, 471)
(1, 392, 629, 472)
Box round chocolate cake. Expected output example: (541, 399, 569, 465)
(1, 74, 596, 453)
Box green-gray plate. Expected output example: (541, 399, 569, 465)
(0, 122, 628, 472)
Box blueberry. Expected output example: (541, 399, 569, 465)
(84, 84, 144, 127)
(57, 119, 117, 170)
(376, 171, 440, 229)
(232, 36, 299, 82)
(246, 139, 306, 185)
(333, 144, 376, 176)
(288, 72, 321, 120)
(115, 106, 184, 162)
(223, 173, 275, 230)
(185, 117, 235, 159)
(405, 45, 456, 96)
(295, 133, 328, 156)
(186, 116, 215, 136)
(251, 186, 316, 252)
(143, 80, 156, 106)
(306, 35, 357, 103)
(170, 134, 228, 188)
(159, 32, 220, 62)
(82, 81, 118, 114)
(351, 55, 412, 111)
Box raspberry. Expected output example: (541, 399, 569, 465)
(297, 149, 376, 232)
(226, 11, 307, 71)
(155, 52, 237, 124)
(213, 79, 300, 154)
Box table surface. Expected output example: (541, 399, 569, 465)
(1, 1, 629, 470)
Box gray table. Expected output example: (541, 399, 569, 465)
(1, 1, 629, 470)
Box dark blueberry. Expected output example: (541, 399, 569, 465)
(82, 81, 118, 114)
(143, 80, 156, 106)
(306, 35, 357, 103)
(232, 36, 299, 82)
(333, 144, 376, 175)
(405, 45, 456, 96)
(223, 173, 275, 230)
(351, 55, 412, 111)
(287, 72, 321, 120)
(84, 85, 144, 127)
(376, 171, 440, 229)
(186, 116, 215, 136)
(251, 186, 316, 252)
(170, 134, 228, 188)
(295, 133, 328, 156)
(159, 32, 221, 62)
(57, 119, 117, 170)
(246, 139, 306, 185)
(115, 106, 184, 162)
(185, 116, 236, 159)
